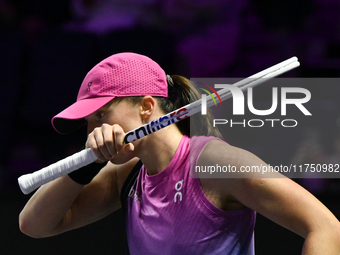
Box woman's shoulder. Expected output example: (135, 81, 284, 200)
(191, 135, 227, 156)
(190, 135, 225, 150)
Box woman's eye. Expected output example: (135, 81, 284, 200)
(96, 112, 104, 119)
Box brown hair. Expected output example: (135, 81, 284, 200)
(126, 75, 223, 139)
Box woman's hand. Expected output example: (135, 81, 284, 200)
(86, 123, 135, 164)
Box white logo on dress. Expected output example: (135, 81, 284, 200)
(174, 180, 183, 202)
(128, 187, 141, 203)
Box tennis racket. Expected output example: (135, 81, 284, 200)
(18, 57, 300, 194)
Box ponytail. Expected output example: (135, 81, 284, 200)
(157, 75, 223, 139)
(126, 75, 223, 139)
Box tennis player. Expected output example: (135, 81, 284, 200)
(19, 53, 340, 254)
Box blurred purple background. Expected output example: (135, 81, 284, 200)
(0, 1, 339, 254)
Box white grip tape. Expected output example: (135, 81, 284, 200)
(18, 148, 97, 194)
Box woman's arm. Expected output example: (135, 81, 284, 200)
(198, 140, 340, 254)
(19, 160, 135, 238)
(19, 122, 138, 238)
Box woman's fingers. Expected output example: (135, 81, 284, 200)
(86, 124, 135, 163)
(102, 124, 116, 156)
(112, 124, 125, 152)
(110, 142, 135, 165)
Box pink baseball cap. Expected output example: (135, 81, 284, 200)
(52, 52, 168, 134)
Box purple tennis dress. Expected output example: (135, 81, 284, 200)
(125, 135, 256, 254)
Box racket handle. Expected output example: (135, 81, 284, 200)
(18, 148, 97, 194)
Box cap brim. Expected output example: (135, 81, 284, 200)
(52, 97, 115, 134)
